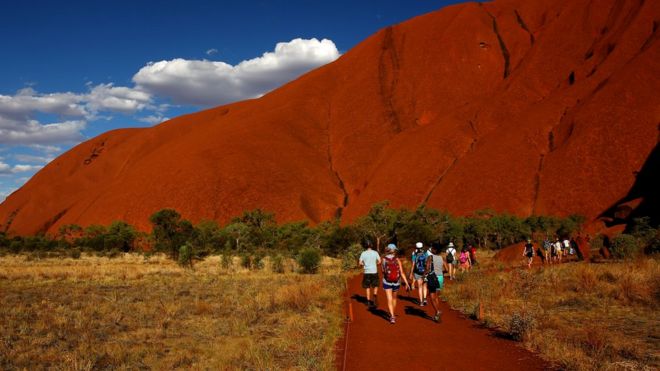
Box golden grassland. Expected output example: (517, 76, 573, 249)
(0, 254, 345, 370)
(443, 255, 660, 370)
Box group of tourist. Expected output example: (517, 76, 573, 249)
(358, 240, 472, 325)
(523, 236, 582, 268)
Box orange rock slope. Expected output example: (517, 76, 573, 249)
(1, 0, 658, 235)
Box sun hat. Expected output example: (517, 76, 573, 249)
(386, 243, 397, 251)
(448, 242, 454, 247)
(415, 242, 423, 248)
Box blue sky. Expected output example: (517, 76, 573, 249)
(0, 0, 460, 201)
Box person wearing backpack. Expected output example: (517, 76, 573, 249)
(409, 242, 430, 306)
(382, 243, 410, 324)
(425, 243, 448, 322)
(445, 242, 457, 280)
(358, 240, 381, 309)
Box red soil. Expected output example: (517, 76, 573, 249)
(337, 274, 547, 370)
(1, 0, 658, 234)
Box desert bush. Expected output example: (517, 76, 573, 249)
(609, 234, 640, 259)
(297, 247, 321, 274)
(341, 243, 363, 271)
(178, 243, 193, 268)
(252, 253, 265, 270)
(240, 253, 252, 269)
(271, 254, 285, 273)
(221, 249, 233, 270)
(69, 248, 82, 259)
(507, 311, 535, 341)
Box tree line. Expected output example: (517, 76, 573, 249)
(0, 201, 591, 262)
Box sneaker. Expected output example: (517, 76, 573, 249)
(390, 316, 396, 324)
(433, 311, 443, 323)
(423, 299, 428, 306)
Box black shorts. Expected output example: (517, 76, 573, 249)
(362, 273, 379, 289)
(427, 273, 443, 293)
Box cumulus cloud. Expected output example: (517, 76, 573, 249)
(138, 114, 168, 125)
(13, 154, 54, 164)
(85, 83, 152, 114)
(0, 161, 42, 174)
(133, 38, 340, 106)
(0, 83, 152, 146)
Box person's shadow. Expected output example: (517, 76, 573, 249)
(404, 305, 433, 321)
(351, 294, 393, 322)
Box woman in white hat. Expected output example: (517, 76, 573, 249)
(409, 241, 430, 306)
(445, 242, 458, 280)
(381, 243, 411, 324)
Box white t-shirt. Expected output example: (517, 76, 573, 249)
(359, 249, 381, 274)
(554, 241, 562, 251)
(563, 239, 570, 248)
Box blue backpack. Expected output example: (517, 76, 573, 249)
(413, 252, 427, 274)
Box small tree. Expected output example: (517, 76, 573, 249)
(357, 201, 397, 252)
(149, 209, 193, 260)
(342, 243, 363, 271)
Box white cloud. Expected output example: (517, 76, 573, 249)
(133, 38, 340, 106)
(138, 114, 168, 125)
(0, 161, 42, 174)
(0, 83, 152, 146)
(206, 48, 218, 56)
(85, 83, 152, 114)
(13, 154, 54, 164)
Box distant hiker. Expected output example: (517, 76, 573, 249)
(425, 243, 448, 322)
(409, 242, 430, 306)
(542, 238, 552, 264)
(446, 242, 458, 280)
(359, 240, 381, 308)
(382, 244, 410, 324)
(523, 238, 534, 269)
(571, 236, 584, 261)
(458, 247, 471, 273)
(469, 244, 478, 267)
(563, 238, 571, 258)
(554, 238, 563, 263)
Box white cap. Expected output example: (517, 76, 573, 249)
(386, 243, 397, 251)
(415, 242, 423, 248)
(448, 242, 454, 247)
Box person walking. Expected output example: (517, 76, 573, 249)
(554, 237, 563, 263)
(446, 242, 458, 280)
(358, 240, 381, 308)
(382, 243, 410, 324)
(523, 238, 534, 269)
(469, 244, 478, 267)
(409, 242, 429, 306)
(542, 238, 552, 265)
(458, 247, 471, 273)
(425, 243, 448, 322)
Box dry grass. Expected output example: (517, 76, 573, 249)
(443, 257, 660, 370)
(0, 254, 344, 370)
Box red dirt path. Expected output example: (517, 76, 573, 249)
(338, 275, 548, 371)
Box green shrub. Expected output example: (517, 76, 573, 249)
(507, 312, 535, 341)
(178, 243, 193, 267)
(240, 253, 252, 269)
(69, 248, 81, 259)
(297, 247, 321, 274)
(341, 243, 363, 271)
(252, 253, 265, 270)
(610, 234, 641, 259)
(271, 254, 285, 273)
(221, 249, 233, 270)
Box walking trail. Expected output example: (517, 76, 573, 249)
(337, 275, 548, 370)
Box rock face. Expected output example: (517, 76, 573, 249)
(1, 0, 659, 235)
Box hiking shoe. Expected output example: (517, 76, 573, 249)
(433, 311, 443, 323)
(390, 316, 396, 324)
(423, 300, 428, 306)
